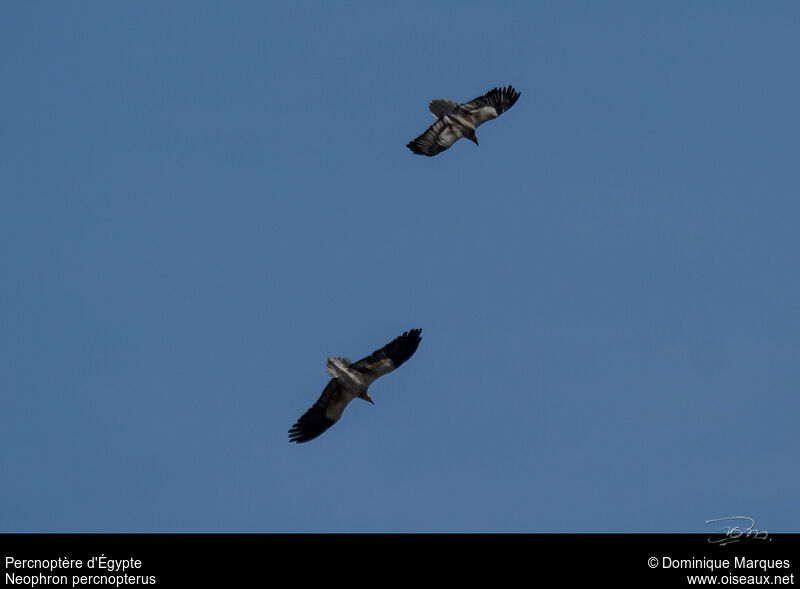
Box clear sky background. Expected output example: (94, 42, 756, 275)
(2, 2, 798, 532)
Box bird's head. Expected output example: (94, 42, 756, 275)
(468, 132, 479, 146)
(360, 392, 375, 405)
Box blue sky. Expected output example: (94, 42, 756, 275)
(2, 2, 798, 532)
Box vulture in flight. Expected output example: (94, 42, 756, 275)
(288, 329, 422, 443)
(407, 85, 521, 156)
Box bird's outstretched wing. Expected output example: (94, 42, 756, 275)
(288, 379, 343, 443)
(459, 85, 521, 127)
(351, 329, 423, 374)
(406, 118, 464, 157)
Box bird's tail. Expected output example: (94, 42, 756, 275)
(428, 99, 459, 118)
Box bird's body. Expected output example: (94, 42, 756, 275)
(407, 85, 521, 156)
(288, 329, 422, 443)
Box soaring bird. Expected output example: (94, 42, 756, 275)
(407, 85, 521, 156)
(288, 329, 423, 443)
